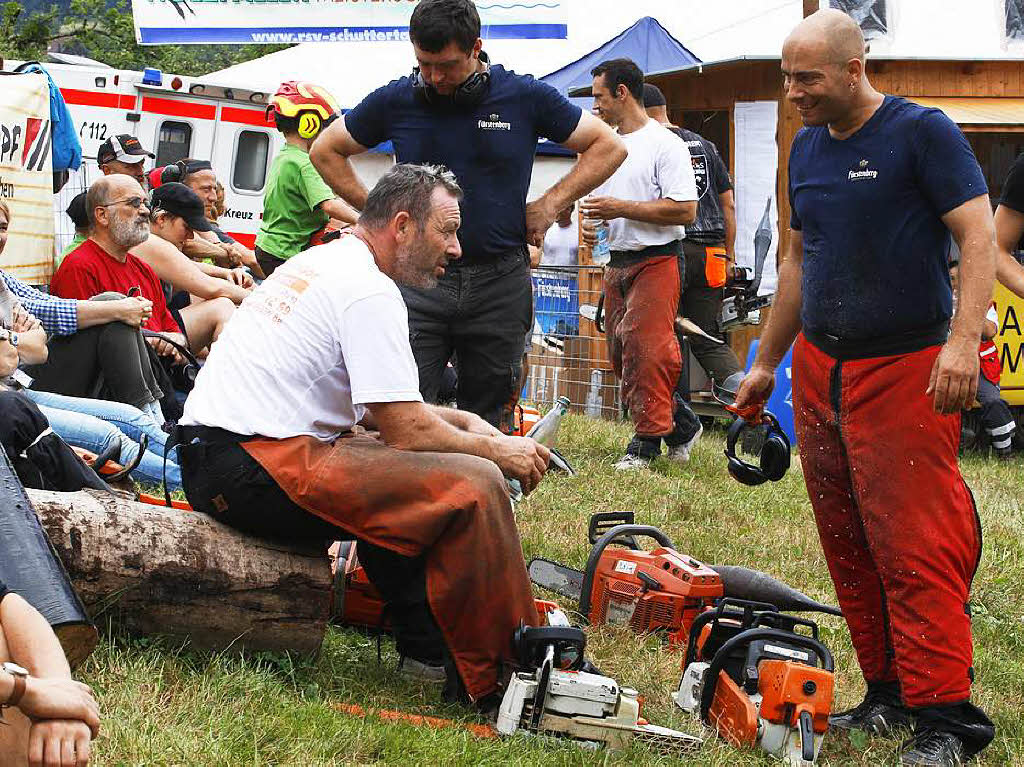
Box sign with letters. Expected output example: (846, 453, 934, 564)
(0, 74, 55, 284)
(131, 0, 568, 45)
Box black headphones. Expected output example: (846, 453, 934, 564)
(412, 50, 491, 107)
(725, 410, 791, 486)
(160, 159, 213, 185)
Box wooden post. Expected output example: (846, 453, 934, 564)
(28, 489, 333, 656)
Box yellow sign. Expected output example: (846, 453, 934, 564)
(993, 282, 1024, 406)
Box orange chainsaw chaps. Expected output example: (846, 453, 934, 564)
(757, 659, 834, 733)
(708, 671, 759, 747)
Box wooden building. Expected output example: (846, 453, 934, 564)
(647, 55, 1024, 362)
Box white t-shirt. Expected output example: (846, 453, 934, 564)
(541, 214, 579, 266)
(181, 234, 422, 440)
(593, 119, 699, 252)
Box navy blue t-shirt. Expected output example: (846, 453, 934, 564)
(345, 64, 583, 265)
(789, 96, 987, 341)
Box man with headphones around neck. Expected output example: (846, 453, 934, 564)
(255, 81, 359, 277)
(311, 0, 626, 431)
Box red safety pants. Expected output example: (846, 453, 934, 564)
(792, 335, 983, 707)
(604, 255, 682, 437)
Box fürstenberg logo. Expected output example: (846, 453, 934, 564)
(848, 158, 877, 181)
(478, 113, 511, 131)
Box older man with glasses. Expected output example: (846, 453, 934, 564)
(51, 176, 233, 366)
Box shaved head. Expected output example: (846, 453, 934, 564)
(786, 8, 865, 67)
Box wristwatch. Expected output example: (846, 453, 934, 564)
(0, 329, 17, 347)
(1, 662, 28, 709)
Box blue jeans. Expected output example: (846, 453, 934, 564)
(24, 389, 181, 490)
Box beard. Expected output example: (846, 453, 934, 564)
(110, 212, 150, 249)
(392, 240, 442, 290)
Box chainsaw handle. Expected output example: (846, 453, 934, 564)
(578, 524, 676, 622)
(698, 627, 835, 724)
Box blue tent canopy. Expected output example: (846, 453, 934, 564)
(537, 17, 700, 156)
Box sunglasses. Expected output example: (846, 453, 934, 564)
(99, 196, 150, 210)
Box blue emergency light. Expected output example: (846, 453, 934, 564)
(142, 68, 163, 86)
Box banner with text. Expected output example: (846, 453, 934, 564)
(0, 74, 55, 284)
(132, 0, 567, 45)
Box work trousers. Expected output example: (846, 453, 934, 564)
(26, 322, 163, 413)
(401, 250, 532, 432)
(792, 335, 983, 709)
(680, 239, 741, 385)
(605, 254, 697, 440)
(254, 246, 287, 279)
(179, 429, 537, 700)
(976, 375, 1016, 451)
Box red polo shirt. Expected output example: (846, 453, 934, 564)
(50, 238, 179, 334)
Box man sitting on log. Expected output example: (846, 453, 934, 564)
(0, 579, 101, 766)
(177, 164, 550, 709)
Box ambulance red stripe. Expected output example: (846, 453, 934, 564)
(60, 89, 136, 110)
(141, 96, 216, 120)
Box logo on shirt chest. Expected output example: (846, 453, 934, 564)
(478, 113, 511, 131)
(848, 158, 879, 182)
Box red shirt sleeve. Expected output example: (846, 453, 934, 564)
(49, 255, 100, 300)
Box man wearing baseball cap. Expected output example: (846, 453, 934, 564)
(97, 135, 155, 188)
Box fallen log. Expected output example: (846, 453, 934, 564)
(27, 489, 333, 657)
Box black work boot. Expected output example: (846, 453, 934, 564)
(900, 701, 996, 765)
(829, 681, 913, 736)
(899, 730, 965, 766)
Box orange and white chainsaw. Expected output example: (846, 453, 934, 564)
(674, 598, 835, 764)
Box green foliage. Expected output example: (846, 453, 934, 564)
(0, 0, 288, 76)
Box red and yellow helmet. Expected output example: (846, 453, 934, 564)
(267, 81, 340, 137)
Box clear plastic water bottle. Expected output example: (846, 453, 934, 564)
(526, 396, 571, 447)
(587, 219, 611, 266)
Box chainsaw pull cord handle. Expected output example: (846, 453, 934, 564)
(578, 524, 676, 622)
(698, 627, 835, 725)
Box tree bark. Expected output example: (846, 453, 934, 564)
(27, 489, 333, 657)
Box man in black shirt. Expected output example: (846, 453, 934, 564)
(644, 84, 741, 386)
(995, 151, 1024, 297)
(312, 0, 625, 430)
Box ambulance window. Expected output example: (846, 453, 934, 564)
(156, 121, 192, 166)
(233, 131, 270, 192)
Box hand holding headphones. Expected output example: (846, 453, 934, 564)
(724, 407, 791, 486)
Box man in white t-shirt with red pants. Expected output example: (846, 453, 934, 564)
(581, 58, 701, 470)
(177, 164, 549, 709)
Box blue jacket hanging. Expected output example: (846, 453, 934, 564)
(13, 62, 83, 172)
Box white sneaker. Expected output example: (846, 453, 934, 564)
(397, 656, 447, 683)
(614, 453, 653, 471)
(666, 422, 703, 464)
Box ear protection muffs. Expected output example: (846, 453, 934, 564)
(725, 410, 791, 486)
(160, 159, 213, 185)
(412, 50, 491, 107)
(297, 111, 322, 139)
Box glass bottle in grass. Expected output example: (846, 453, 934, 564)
(526, 396, 571, 447)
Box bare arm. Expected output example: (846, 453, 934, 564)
(182, 235, 238, 267)
(9, 305, 47, 365)
(928, 194, 997, 413)
(76, 296, 152, 329)
(319, 198, 359, 225)
(366, 401, 548, 493)
(734, 229, 804, 410)
(994, 204, 1024, 298)
(721, 189, 737, 261)
(579, 197, 696, 227)
(134, 237, 249, 304)
(310, 116, 371, 211)
(524, 112, 627, 246)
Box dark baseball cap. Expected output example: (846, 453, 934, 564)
(97, 134, 155, 165)
(643, 83, 667, 108)
(150, 183, 212, 232)
(66, 191, 89, 228)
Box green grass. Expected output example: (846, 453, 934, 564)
(79, 414, 1024, 765)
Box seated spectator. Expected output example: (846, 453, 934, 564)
(178, 165, 547, 706)
(177, 160, 264, 277)
(0, 200, 164, 423)
(131, 183, 251, 306)
(256, 81, 358, 277)
(540, 205, 579, 267)
(97, 134, 153, 189)
(51, 176, 233, 366)
(58, 192, 89, 269)
(0, 580, 101, 766)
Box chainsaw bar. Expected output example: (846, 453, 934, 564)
(529, 558, 584, 602)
